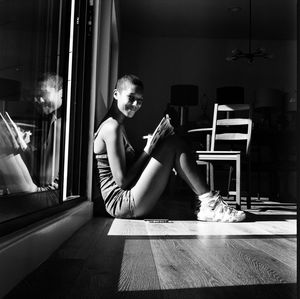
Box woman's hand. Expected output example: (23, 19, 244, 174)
(143, 115, 174, 155)
(143, 134, 153, 155)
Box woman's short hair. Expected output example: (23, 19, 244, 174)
(115, 74, 144, 92)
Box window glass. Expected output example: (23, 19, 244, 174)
(0, 0, 72, 223)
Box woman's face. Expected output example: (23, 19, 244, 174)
(113, 82, 143, 118)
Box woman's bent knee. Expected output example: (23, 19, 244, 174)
(153, 134, 187, 155)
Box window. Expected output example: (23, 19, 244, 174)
(0, 0, 92, 234)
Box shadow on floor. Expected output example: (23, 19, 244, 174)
(114, 283, 298, 299)
(6, 277, 297, 299)
(245, 211, 297, 222)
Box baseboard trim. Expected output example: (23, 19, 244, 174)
(0, 201, 93, 298)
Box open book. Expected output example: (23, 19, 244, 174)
(145, 114, 174, 153)
(0, 112, 29, 151)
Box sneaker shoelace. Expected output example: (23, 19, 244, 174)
(210, 193, 238, 215)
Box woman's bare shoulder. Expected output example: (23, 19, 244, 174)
(94, 118, 121, 154)
(100, 118, 121, 137)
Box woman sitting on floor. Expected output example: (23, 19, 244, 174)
(94, 74, 246, 222)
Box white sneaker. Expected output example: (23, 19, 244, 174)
(196, 191, 246, 222)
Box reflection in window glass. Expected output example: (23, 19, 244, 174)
(0, 1, 66, 200)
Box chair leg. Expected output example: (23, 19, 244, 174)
(246, 159, 251, 209)
(236, 155, 241, 210)
(209, 163, 214, 191)
(227, 165, 234, 199)
(205, 162, 210, 186)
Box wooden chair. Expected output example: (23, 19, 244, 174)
(188, 103, 253, 209)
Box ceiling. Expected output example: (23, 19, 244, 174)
(119, 0, 297, 40)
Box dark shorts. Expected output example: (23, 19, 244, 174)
(104, 189, 136, 219)
(96, 154, 136, 219)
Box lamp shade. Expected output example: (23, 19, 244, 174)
(216, 86, 244, 104)
(255, 88, 283, 109)
(170, 85, 198, 106)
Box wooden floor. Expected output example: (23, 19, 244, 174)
(5, 196, 297, 299)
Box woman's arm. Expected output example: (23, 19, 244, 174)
(99, 120, 150, 189)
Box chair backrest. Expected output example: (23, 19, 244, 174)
(210, 103, 253, 155)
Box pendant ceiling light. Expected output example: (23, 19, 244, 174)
(226, 0, 273, 63)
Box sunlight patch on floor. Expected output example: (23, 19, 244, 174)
(108, 218, 296, 236)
